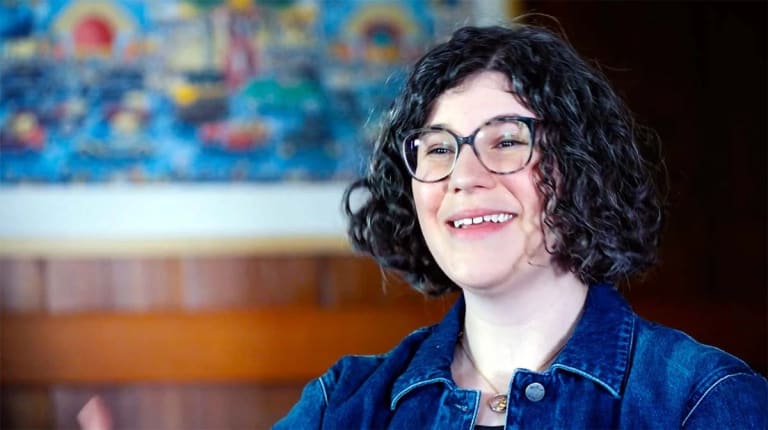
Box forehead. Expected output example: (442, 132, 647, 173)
(427, 71, 534, 133)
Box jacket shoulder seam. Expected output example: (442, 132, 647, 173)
(681, 372, 755, 427)
(318, 376, 329, 406)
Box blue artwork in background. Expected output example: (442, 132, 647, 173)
(0, 0, 474, 183)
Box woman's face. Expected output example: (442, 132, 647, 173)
(412, 71, 551, 291)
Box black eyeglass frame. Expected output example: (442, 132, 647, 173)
(400, 115, 538, 183)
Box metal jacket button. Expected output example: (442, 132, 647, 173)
(525, 382, 545, 402)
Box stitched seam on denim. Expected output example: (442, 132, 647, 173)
(617, 313, 637, 395)
(469, 389, 480, 430)
(345, 353, 389, 360)
(681, 372, 752, 427)
(318, 377, 329, 406)
(610, 311, 634, 393)
(390, 377, 454, 410)
(550, 364, 620, 398)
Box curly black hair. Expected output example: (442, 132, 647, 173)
(343, 24, 666, 296)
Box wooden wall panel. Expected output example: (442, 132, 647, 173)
(0, 259, 46, 312)
(108, 259, 182, 311)
(180, 257, 319, 309)
(48, 384, 302, 430)
(45, 260, 112, 313)
(321, 255, 424, 307)
(0, 386, 53, 430)
(2, 298, 763, 385)
(0, 306, 445, 383)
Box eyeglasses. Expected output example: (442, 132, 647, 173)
(400, 115, 537, 183)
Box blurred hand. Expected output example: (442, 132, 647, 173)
(77, 396, 112, 430)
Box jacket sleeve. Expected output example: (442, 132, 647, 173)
(682, 372, 768, 429)
(272, 377, 328, 429)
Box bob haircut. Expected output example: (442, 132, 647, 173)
(344, 24, 665, 296)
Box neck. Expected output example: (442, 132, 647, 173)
(459, 270, 588, 381)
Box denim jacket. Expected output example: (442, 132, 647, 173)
(274, 285, 767, 429)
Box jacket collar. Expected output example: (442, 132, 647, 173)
(390, 295, 463, 410)
(551, 283, 635, 398)
(390, 284, 635, 409)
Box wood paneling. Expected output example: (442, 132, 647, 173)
(45, 260, 112, 313)
(46, 384, 302, 430)
(0, 386, 53, 430)
(180, 257, 319, 309)
(0, 305, 448, 384)
(2, 298, 762, 386)
(0, 259, 46, 312)
(108, 259, 182, 311)
(321, 255, 426, 307)
(42, 259, 184, 313)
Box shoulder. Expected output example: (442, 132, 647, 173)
(681, 370, 768, 428)
(630, 318, 767, 427)
(319, 325, 436, 404)
(273, 325, 437, 429)
(633, 318, 754, 378)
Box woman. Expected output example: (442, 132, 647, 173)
(274, 24, 767, 429)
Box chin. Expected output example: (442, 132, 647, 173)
(440, 260, 518, 290)
(441, 254, 554, 292)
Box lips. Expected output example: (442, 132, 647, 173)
(448, 212, 516, 229)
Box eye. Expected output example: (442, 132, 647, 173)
(427, 145, 455, 155)
(415, 132, 455, 157)
(494, 138, 526, 149)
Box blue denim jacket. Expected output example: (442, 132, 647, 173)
(274, 285, 767, 429)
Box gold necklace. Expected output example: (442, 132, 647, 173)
(459, 337, 509, 413)
(458, 333, 567, 414)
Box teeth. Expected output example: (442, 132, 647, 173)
(452, 213, 513, 228)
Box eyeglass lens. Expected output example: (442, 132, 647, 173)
(405, 118, 532, 182)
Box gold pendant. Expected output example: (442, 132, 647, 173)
(488, 394, 508, 413)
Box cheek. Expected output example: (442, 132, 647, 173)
(525, 176, 545, 220)
(508, 167, 544, 217)
(502, 168, 546, 245)
(411, 181, 444, 233)
(411, 181, 445, 250)
(517, 167, 553, 255)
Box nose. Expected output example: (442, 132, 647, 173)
(447, 144, 495, 192)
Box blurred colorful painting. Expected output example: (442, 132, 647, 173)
(0, 0, 479, 183)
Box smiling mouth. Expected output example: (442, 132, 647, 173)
(450, 213, 515, 229)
